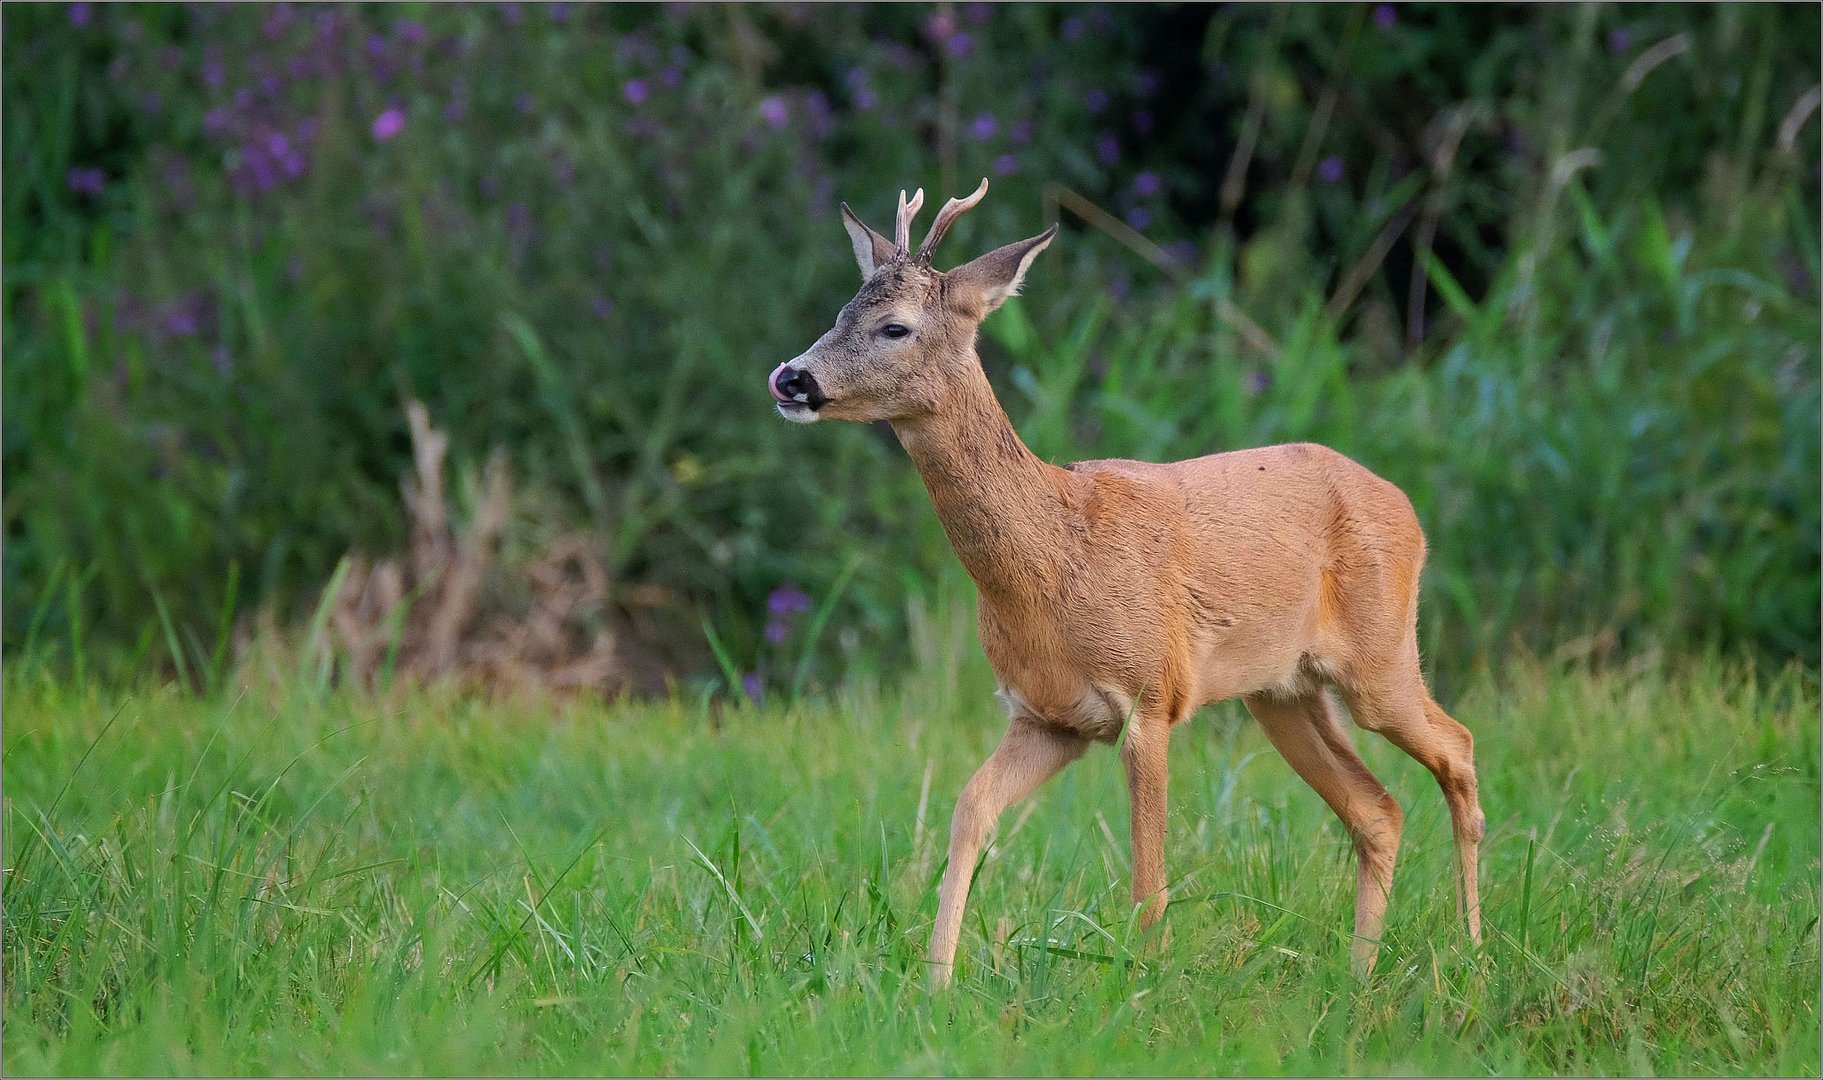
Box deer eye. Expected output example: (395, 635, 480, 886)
(881, 323, 910, 339)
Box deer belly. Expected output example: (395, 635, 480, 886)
(996, 681, 1134, 742)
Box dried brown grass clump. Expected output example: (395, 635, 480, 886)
(323, 400, 623, 695)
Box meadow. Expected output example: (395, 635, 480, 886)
(4, 647, 1818, 1075)
(4, 6, 1819, 1076)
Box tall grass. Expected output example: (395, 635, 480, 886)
(3, 648, 1816, 1074)
(3, 4, 1817, 688)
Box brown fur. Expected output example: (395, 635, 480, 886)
(782, 181, 1485, 987)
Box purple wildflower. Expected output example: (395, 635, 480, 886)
(1133, 170, 1162, 197)
(1134, 69, 1160, 96)
(853, 86, 878, 111)
(263, 3, 294, 40)
(660, 64, 683, 88)
(1125, 206, 1151, 231)
(139, 91, 162, 116)
(371, 107, 405, 141)
(395, 17, 428, 45)
(67, 2, 91, 27)
(623, 78, 648, 104)
(203, 107, 230, 137)
(765, 618, 790, 646)
(201, 47, 226, 88)
(65, 167, 105, 198)
(1010, 119, 1034, 145)
(551, 2, 573, 22)
(591, 294, 614, 320)
(1085, 87, 1110, 114)
(946, 32, 974, 58)
(1245, 370, 1271, 395)
(1372, 4, 1396, 29)
(501, 2, 523, 25)
(963, 2, 990, 24)
(515, 91, 535, 115)
(741, 672, 764, 702)
(1317, 155, 1344, 184)
(1094, 130, 1120, 167)
(1133, 109, 1156, 135)
(970, 111, 998, 140)
(768, 585, 812, 615)
(994, 153, 1019, 177)
(1606, 27, 1632, 53)
(1060, 16, 1084, 41)
(924, 9, 956, 43)
(759, 95, 789, 130)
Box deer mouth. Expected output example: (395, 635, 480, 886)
(775, 400, 821, 424)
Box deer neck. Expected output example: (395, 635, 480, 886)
(891, 359, 1070, 606)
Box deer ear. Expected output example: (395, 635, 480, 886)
(841, 203, 897, 279)
(947, 224, 1058, 316)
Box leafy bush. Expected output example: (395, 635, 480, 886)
(3, 3, 1817, 688)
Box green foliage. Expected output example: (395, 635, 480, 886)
(3, 655, 1817, 1074)
(2, 3, 1818, 687)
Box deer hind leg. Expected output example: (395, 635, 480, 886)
(1244, 689, 1403, 977)
(1337, 666, 1485, 947)
(929, 717, 1087, 987)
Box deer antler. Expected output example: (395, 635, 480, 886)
(917, 178, 990, 263)
(893, 188, 926, 252)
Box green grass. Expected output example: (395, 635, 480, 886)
(4, 649, 1817, 1076)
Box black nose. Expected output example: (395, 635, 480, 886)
(773, 364, 824, 407)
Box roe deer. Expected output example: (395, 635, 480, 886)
(768, 179, 1485, 987)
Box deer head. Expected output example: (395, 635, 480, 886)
(769, 178, 1057, 424)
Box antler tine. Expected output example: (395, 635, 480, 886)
(917, 177, 990, 262)
(893, 188, 926, 252)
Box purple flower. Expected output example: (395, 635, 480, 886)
(970, 111, 997, 140)
(963, 2, 990, 24)
(501, 2, 523, 25)
(660, 64, 683, 88)
(765, 618, 790, 646)
(263, 4, 294, 40)
(1372, 4, 1396, 29)
(139, 91, 162, 115)
(1163, 239, 1197, 265)
(768, 585, 812, 615)
(65, 166, 105, 198)
(1010, 119, 1034, 145)
(1317, 155, 1344, 184)
(1134, 69, 1160, 96)
(371, 107, 405, 141)
(395, 17, 427, 45)
(1094, 130, 1120, 167)
(1133, 109, 1156, 135)
(591, 294, 614, 320)
(67, 2, 91, 27)
(201, 47, 226, 89)
(1085, 87, 1110, 114)
(924, 10, 956, 43)
(623, 78, 648, 104)
(1245, 370, 1271, 395)
(202, 107, 231, 137)
(994, 153, 1019, 177)
(550, 2, 573, 22)
(853, 86, 878, 111)
(1061, 16, 1084, 41)
(1606, 27, 1632, 54)
(759, 95, 789, 130)
(946, 32, 974, 58)
(741, 672, 764, 702)
(1125, 206, 1151, 231)
(514, 91, 535, 115)
(1133, 170, 1162, 197)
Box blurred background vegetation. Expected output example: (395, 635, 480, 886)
(4, 2, 1818, 697)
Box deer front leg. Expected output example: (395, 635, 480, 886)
(1120, 714, 1171, 928)
(929, 717, 1087, 987)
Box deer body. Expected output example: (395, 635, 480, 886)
(774, 181, 1485, 987)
